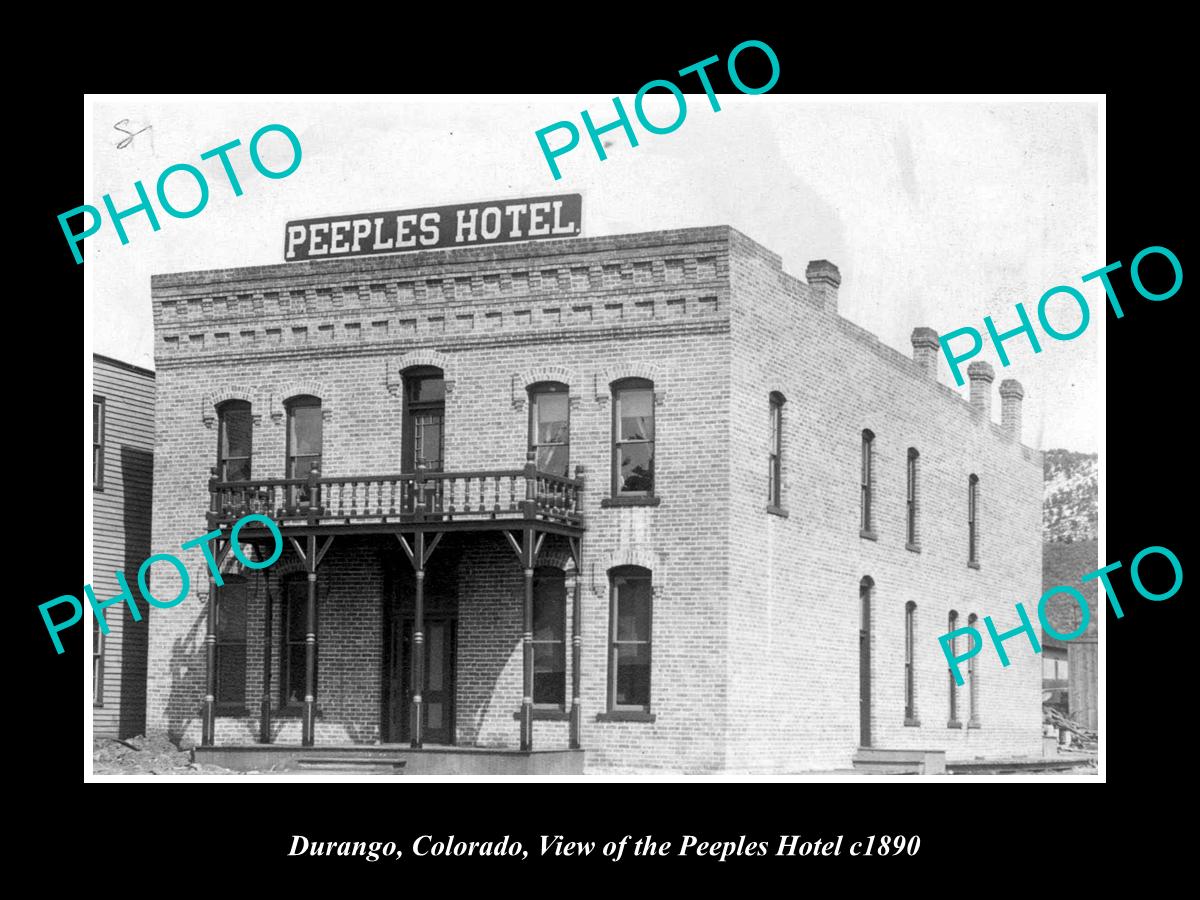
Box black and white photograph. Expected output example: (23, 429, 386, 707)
(82, 92, 1106, 781)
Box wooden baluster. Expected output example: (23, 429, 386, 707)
(509, 475, 516, 512)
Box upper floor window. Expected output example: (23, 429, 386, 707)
(612, 379, 655, 496)
(968, 474, 980, 566)
(904, 601, 918, 725)
(529, 382, 570, 478)
(93, 397, 105, 490)
(906, 448, 919, 547)
(404, 367, 445, 473)
(532, 567, 567, 707)
(768, 392, 785, 509)
(215, 580, 248, 708)
(217, 400, 253, 482)
(860, 429, 875, 535)
(608, 566, 652, 712)
(286, 396, 322, 507)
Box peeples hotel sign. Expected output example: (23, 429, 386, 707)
(284, 194, 582, 261)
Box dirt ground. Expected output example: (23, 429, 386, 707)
(92, 733, 236, 775)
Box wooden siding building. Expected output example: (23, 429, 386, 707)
(93, 354, 155, 739)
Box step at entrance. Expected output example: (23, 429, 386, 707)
(297, 756, 407, 773)
(852, 748, 946, 775)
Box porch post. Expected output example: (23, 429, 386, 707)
(260, 565, 273, 744)
(521, 527, 534, 752)
(202, 561, 218, 747)
(303, 533, 317, 747)
(411, 531, 426, 749)
(569, 551, 582, 750)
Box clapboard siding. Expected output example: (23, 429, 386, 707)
(93, 355, 155, 739)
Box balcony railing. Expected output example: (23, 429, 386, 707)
(207, 454, 585, 531)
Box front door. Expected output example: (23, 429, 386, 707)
(393, 618, 456, 745)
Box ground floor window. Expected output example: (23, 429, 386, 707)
(532, 567, 566, 707)
(282, 576, 318, 708)
(608, 566, 652, 711)
(215, 581, 248, 708)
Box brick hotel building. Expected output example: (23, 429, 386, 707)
(146, 224, 1043, 773)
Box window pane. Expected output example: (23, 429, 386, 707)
(619, 443, 654, 493)
(417, 416, 442, 466)
(287, 593, 307, 641)
(408, 376, 445, 403)
(533, 643, 565, 705)
(536, 393, 569, 443)
(615, 644, 650, 706)
(286, 646, 306, 704)
(537, 445, 570, 477)
(217, 586, 246, 641)
(93, 614, 101, 653)
(224, 456, 252, 482)
(427, 625, 444, 691)
(616, 578, 651, 641)
(533, 579, 565, 640)
(289, 406, 323, 456)
(216, 646, 246, 704)
(221, 407, 253, 459)
(93, 403, 101, 444)
(618, 390, 654, 440)
(290, 454, 321, 482)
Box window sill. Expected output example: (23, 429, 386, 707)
(595, 710, 656, 723)
(904, 717, 921, 727)
(906, 542, 922, 554)
(766, 504, 789, 518)
(947, 720, 963, 730)
(860, 528, 878, 542)
(967, 561, 981, 570)
(512, 708, 570, 721)
(601, 496, 661, 508)
(93, 702, 104, 709)
(273, 707, 326, 719)
(967, 719, 981, 730)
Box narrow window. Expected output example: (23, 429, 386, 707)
(529, 382, 570, 478)
(860, 429, 875, 534)
(93, 612, 103, 705)
(217, 400, 253, 481)
(281, 576, 318, 709)
(968, 474, 980, 566)
(967, 612, 980, 726)
(532, 567, 567, 707)
(93, 397, 106, 490)
(403, 367, 445, 473)
(904, 601, 918, 724)
(215, 580, 248, 708)
(609, 566, 652, 711)
(906, 448, 919, 547)
(768, 392, 785, 508)
(286, 396, 322, 506)
(613, 379, 655, 496)
(948, 610, 960, 727)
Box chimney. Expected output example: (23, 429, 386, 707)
(910, 327, 940, 379)
(999, 379, 1025, 441)
(806, 260, 841, 313)
(967, 361, 994, 419)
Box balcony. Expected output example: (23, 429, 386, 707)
(207, 456, 585, 536)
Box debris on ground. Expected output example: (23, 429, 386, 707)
(1043, 705, 1098, 751)
(92, 733, 235, 775)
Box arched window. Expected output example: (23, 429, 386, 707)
(768, 392, 785, 509)
(608, 566, 652, 712)
(217, 399, 253, 481)
(904, 601, 919, 725)
(532, 566, 567, 706)
(612, 379, 655, 496)
(403, 366, 445, 473)
(286, 396, 322, 506)
(281, 573, 318, 709)
(947, 610, 960, 727)
(860, 429, 876, 536)
(968, 474, 980, 566)
(967, 612, 980, 726)
(529, 382, 570, 477)
(906, 448, 919, 547)
(215, 578, 248, 709)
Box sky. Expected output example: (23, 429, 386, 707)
(88, 97, 1099, 452)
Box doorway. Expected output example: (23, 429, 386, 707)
(859, 577, 873, 748)
(387, 616, 456, 745)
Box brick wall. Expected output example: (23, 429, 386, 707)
(724, 229, 1044, 771)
